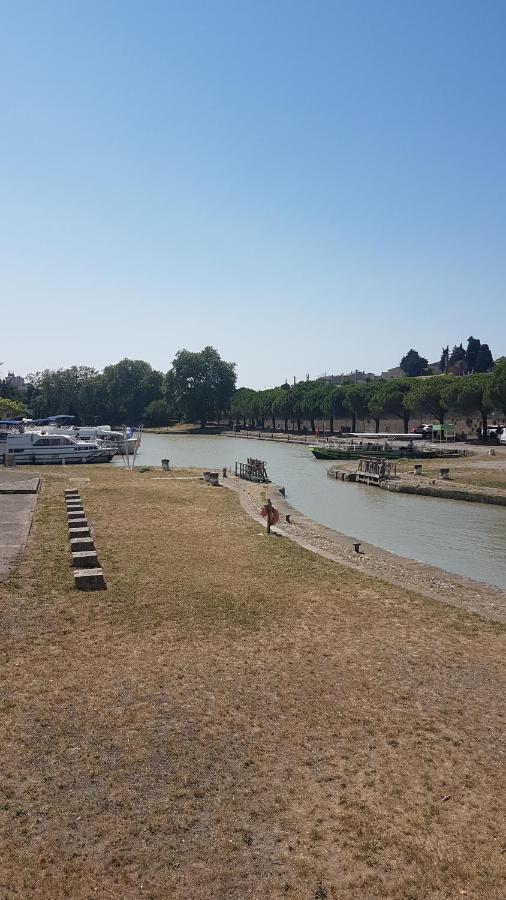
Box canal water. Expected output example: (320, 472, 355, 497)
(118, 433, 506, 590)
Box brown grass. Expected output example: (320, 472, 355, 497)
(397, 449, 506, 492)
(1, 466, 505, 899)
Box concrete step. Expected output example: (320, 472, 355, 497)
(71, 550, 99, 569)
(74, 568, 107, 590)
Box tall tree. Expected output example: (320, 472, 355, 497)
(488, 357, 506, 415)
(169, 347, 236, 427)
(400, 349, 429, 377)
(406, 378, 454, 425)
(102, 359, 163, 424)
(230, 387, 257, 427)
(381, 379, 412, 433)
(272, 389, 293, 432)
(474, 343, 494, 373)
(449, 343, 466, 365)
(321, 385, 345, 434)
(443, 375, 494, 439)
(465, 336, 481, 373)
(366, 382, 389, 433)
(343, 384, 369, 432)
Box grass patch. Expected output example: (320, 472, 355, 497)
(0, 465, 505, 898)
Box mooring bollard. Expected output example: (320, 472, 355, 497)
(279, 486, 286, 496)
(285, 513, 291, 523)
(161, 459, 170, 471)
(440, 468, 450, 480)
(353, 542, 361, 553)
(414, 464, 422, 476)
(222, 467, 227, 478)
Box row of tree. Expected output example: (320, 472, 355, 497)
(400, 336, 494, 377)
(2, 350, 505, 437)
(1, 348, 237, 428)
(231, 363, 506, 436)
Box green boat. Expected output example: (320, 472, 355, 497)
(310, 446, 404, 461)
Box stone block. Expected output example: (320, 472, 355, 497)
(65, 490, 80, 497)
(71, 550, 99, 569)
(67, 510, 85, 520)
(74, 568, 107, 591)
(69, 536, 96, 553)
(69, 526, 91, 538)
(68, 519, 88, 531)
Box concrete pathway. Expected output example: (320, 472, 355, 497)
(0, 473, 39, 579)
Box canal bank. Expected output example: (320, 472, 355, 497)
(118, 433, 506, 590)
(224, 473, 506, 624)
(2, 465, 505, 898)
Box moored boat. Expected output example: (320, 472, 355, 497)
(311, 446, 405, 461)
(4, 431, 116, 465)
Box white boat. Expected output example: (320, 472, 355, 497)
(4, 431, 116, 465)
(50, 424, 140, 455)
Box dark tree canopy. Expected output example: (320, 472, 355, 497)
(169, 346, 236, 427)
(450, 343, 466, 365)
(474, 343, 494, 373)
(400, 349, 429, 377)
(465, 336, 481, 373)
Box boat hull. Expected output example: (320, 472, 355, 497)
(3, 448, 115, 465)
(311, 447, 404, 461)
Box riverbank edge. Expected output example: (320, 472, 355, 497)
(223, 473, 506, 624)
(327, 464, 506, 506)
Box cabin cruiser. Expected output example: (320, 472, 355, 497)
(67, 425, 140, 455)
(17, 416, 141, 455)
(4, 431, 116, 465)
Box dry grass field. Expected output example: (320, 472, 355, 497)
(396, 449, 506, 492)
(1, 466, 505, 899)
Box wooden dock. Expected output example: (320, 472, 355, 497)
(235, 459, 270, 483)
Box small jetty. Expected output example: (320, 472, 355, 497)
(355, 457, 397, 485)
(235, 458, 270, 483)
(330, 457, 397, 485)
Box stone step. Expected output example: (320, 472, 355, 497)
(71, 550, 99, 569)
(69, 536, 96, 553)
(74, 568, 107, 591)
(67, 510, 85, 520)
(65, 489, 80, 497)
(69, 526, 91, 538)
(68, 518, 88, 530)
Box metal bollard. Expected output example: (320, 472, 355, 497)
(161, 459, 170, 471)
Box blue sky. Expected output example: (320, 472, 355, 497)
(1, 0, 505, 388)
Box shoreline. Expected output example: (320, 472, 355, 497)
(328, 463, 506, 506)
(223, 472, 506, 624)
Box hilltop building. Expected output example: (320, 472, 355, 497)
(319, 370, 379, 385)
(4, 371, 26, 390)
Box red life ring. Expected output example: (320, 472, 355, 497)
(261, 505, 279, 525)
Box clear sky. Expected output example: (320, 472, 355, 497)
(1, 0, 505, 388)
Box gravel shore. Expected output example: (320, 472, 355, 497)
(225, 473, 506, 624)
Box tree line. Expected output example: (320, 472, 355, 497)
(400, 335, 494, 377)
(1, 349, 505, 438)
(232, 363, 506, 437)
(1, 348, 236, 428)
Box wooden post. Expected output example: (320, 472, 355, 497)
(265, 498, 273, 535)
